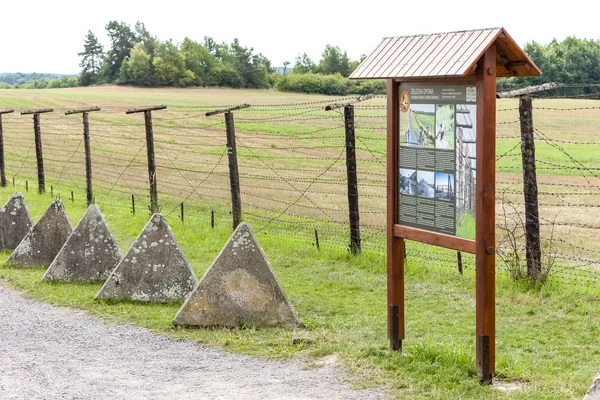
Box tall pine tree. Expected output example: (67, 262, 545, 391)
(78, 31, 104, 86)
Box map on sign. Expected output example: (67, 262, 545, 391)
(398, 84, 477, 239)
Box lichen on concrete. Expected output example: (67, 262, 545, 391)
(173, 222, 299, 328)
(94, 213, 197, 303)
(5, 200, 72, 268)
(0, 192, 34, 251)
(43, 204, 123, 282)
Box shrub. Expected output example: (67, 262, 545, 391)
(275, 72, 386, 96)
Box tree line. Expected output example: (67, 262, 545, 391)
(72, 20, 382, 95)
(3, 26, 600, 96)
(498, 37, 600, 93)
(0, 73, 77, 89)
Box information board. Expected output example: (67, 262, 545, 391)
(397, 84, 477, 239)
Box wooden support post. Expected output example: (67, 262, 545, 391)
(0, 110, 14, 187)
(344, 105, 361, 254)
(225, 112, 242, 230)
(180, 202, 184, 222)
(144, 110, 158, 214)
(21, 109, 53, 194)
(478, 334, 492, 384)
(476, 45, 497, 380)
(132, 194, 136, 215)
(66, 107, 100, 206)
(211, 209, 214, 229)
(387, 80, 404, 351)
(519, 97, 542, 279)
(457, 251, 463, 275)
(35, 114, 46, 194)
(325, 95, 376, 254)
(126, 105, 166, 215)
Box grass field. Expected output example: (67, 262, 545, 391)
(0, 86, 599, 398)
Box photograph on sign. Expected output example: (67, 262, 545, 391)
(434, 104, 455, 150)
(434, 172, 455, 201)
(399, 169, 417, 195)
(397, 84, 476, 239)
(399, 104, 435, 147)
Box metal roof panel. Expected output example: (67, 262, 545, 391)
(349, 27, 541, 79)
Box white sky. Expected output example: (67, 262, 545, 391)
(1, 0, 598, 74)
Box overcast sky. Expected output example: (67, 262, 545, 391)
(1, 0, 598, 74)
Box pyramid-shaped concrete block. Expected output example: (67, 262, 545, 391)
(95, 213, 197, 303)
(5, 200, 72, 268)
(0, 192, 34, 251)
(173, 222, 299, 328)
(43, 205, 123, 283)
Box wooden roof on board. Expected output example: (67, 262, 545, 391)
(350, 27, 541, 80)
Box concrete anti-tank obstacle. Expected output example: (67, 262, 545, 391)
(173, 222, 299, 328)
(95, 213, 197, 303)
(43, 204, 123, 283)
(584, 371, 600, 400)
(0, 192, 34, 251)
(5, 200, 72, 267)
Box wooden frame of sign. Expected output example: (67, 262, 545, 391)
(387, 46, 497, 381)
(350, 27, 541, 383)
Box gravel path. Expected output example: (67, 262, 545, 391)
(0, 280, 383, 400)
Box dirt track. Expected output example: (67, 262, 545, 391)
(0, 280, 383, 400)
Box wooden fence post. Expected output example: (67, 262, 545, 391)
(126, 105, 167, 215)
(21, 108, 53, 194)
(0, 109, 15, 187)
(225, 112, 242, 229)
(344, 105, 361, 253)
(205, 104, 250, 230)
(325, 95, 374, 253)
(518, 96, 542, 278)
(65, 106, 101, 206)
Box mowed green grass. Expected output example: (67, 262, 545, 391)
(0, 87, 599, 399)
(1, 188, 599, 399)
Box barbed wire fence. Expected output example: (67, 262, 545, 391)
(0, 87, 599, 293)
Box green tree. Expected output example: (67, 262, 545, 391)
(119, 43, 154, 86)
(293, 53, 316, 74)
(229, 39, 271, 88)
(499, 37, 600, 93)
(181, 37, 216, 86)
(134, 21, 157, 58)
(78, 30, 103, 86)
(319, 44, 352, 77)
(100, 21, 137, 83)
(152, 40, 195, 86)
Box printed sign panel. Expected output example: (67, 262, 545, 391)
(398, 84, 477, 239)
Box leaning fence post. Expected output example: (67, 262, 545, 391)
(126, 105, 167, 215)
(65, 106, 101, 206)
(206, 104, 250, 230)
(21, 108, 53, 194)
(0, 109, 15, 187)
(326, 95, 374, 253)
(518, 96, 542, 278)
